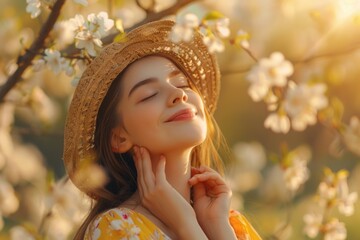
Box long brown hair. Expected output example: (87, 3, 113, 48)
(74, 58, 228, 239)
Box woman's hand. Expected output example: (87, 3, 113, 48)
(133, 146, 207, 240)
(189, 166, 237, 240)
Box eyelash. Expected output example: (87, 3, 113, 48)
(139, 85, 191, 102)
(140, 93, 158, 102)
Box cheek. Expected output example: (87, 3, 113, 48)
(189, 92, 206, 116)
(122, 106, 160, 142)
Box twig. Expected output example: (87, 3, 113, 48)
(242, 46, 258, 62)
(108, 0, 114, 19)
(223, 41, 360, 77)
(0, 0, 67, 102)
(62, 0, 199, 56)
(221, 67, 252, 76)
(293, 42, 360, 64)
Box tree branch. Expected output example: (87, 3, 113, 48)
(62, 0, 199, 56)
(0, 0, 67, 102)
(293, 42, 360, 64)
(0, 0, 197, 102)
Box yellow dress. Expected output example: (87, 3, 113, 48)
(84, 207, 262, 240)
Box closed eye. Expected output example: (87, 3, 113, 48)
(140, 92, 158, 102)
(177, 85, 191, 89)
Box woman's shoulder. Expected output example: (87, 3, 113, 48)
(84, 207, 170, 240)
(229, 210, 262, 240)
(84, 207, 140, 240)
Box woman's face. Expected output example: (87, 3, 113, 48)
(113, 56, 207, 154)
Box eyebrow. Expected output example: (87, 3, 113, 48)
(128, 70, 183, 98)
(128, 78, 157, 98)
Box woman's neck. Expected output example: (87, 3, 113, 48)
(149, 149, 192, 203)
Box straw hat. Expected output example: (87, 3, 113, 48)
(63, 19, 221, 195)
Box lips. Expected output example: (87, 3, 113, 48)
(165, 108, 196, 122)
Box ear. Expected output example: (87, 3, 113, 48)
(111, 127, 133, 153)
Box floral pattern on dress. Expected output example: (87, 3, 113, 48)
(85, 207, 262, 240)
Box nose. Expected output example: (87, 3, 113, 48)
(168, 86, 188, 106)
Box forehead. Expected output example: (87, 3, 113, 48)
(122, 55, 180, 83)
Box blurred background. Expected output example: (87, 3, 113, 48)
(0, 0, 360, 239)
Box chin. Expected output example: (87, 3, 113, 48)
(177, 131, 207, 148)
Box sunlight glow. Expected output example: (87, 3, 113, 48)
(337, 0, 360, 20)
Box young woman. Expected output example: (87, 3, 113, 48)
(63, 20, 261, 239)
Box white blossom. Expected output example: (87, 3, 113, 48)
(10, 226, 35, 240)
(202, 35, 225, 53)
(75, 31, 103, 56)
(343, 116, 360, 156)
(284, 82, 328, 131)
(3, 142, 46, 184)
(236, 29, 250, 49)
(303, 213, 323, 238)
(0, 104, 15, 170)
(64, 63, 75, 76)
(44, 49, 67, 74)
(26, 0, 41, 19)
(0, 177, 19, 216)
(247, 71, 271, 102)
(233, 142, 266, 171)
(45, 179, 90, 222)
(52, 21, 75, 48)
(87, 12, 114, 37)
(264, 112, 290, 134)
(284, 154, 309, 191)
(69, 12, 114, 56)
(199, 17, 230, 53)
(324, 219, 347, 240)
(32, 59, 45, 72)
(247, 52, 293, 101)
(170, 13, 199, 43)
(93, 229, 101, 240)
(318, 181, 337, 203)
(28, 87, 60, 124)
(69, 14, 85, 31)
(71, 76, 81, 86)
(116, 8, 136, 28)
(337, 173, 358, 216)
(43, 213, 74, 240)
(338, 191, 358, 216)
(204, 18, 231, 38)
(73, 0, 88, 6)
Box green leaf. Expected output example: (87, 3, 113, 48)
(113, 32, 128, 43)
(203, 11, 225, 21)
(115, 19, 124, 33)
(331, 97, 344, 123)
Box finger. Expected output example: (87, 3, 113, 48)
(191, 181, 206, 202)
(140, 147, 155, 190)
(133, 146, 145, 198)
(155, 155, 167, 183)
(188, 172, 226, 187)
(191, 167, 201, 177)
(133, 146, 142, 176)
(199, 165, 217, 173)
